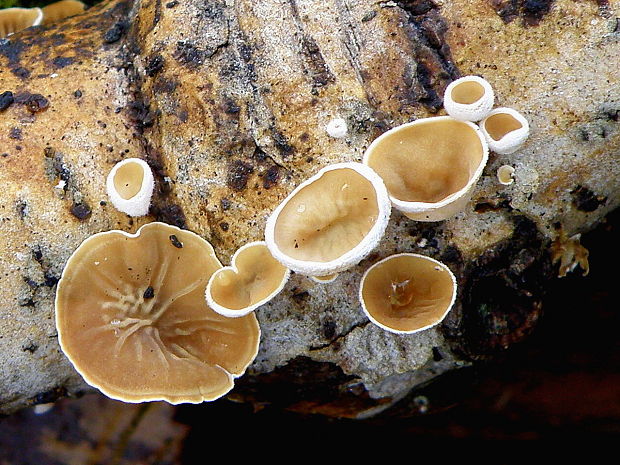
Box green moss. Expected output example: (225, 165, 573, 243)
(0, 0, 20, 8)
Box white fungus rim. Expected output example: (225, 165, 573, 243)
(443, 75, 494, 122)
(55, 222, 261, 404)
(205, 241, 291, 318)
(265, 162, 392, 276)
(106, 158, 155, 217)
(362, 116, 489, 220)
(309, 273, 339, 284)
(359, 253, 458, 335)
(497, 165, 516, 185)
(480, 107, 530, 155)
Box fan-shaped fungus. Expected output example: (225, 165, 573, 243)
(42, 0, 86, 24)
(443, 75, 494, 122)
(106, 158, 155, 217)
(363, 116, 488, 221)
(206, 241, 290, 318)
(55, 222, 260, 404)
(480, 107, 530, 155)
(0, 7, 42, 38)
(265, 162, 391, 276)
(359, 253, 457, 334)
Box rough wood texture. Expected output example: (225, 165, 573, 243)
(0, 0, 618, 415)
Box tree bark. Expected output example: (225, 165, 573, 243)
(0, 0, 618, 416)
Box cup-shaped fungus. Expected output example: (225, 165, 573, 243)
(480, 107, 530, 155)
(265, 162, 391, 276)
(443, 75, 494, 122)
(55, 222, 260, 404)
(0, 7, 43, 37)
(310, 273, 338, 284)
(106, 158, 155, 217)
(363, 116, 489, 222)
(206, 241, 290, 318)
(359, 253, 457, 334)
(42, 0, 86, 24)
(497, 165, 516, 185)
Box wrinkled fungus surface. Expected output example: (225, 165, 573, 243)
(207, 241, 289, 317)
(360, 253, 456, 334)
(55, 222, 260, 404)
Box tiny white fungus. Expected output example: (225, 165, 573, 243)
(326, 118, 348, 138)
(497, 165, 516, 185)
(106, 158, 154, 217)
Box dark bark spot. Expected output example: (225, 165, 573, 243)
(262, 165, 280, 189)
(103, 21, 128, 43)
(22, 343, 38, 353)
(31, 386, 67, 406)
(52, 56, 75, 68)
(0, 91, 14, 111)
(219, 222, 229, 231)
(11, 67, 30, 79)
(174, 41, 205, 69)
(151, 204, 187, 229)
(227, 160, 254, 191)
(70, 202, 92, 220)
(9, 128, 22, 140)
(145, 54, 165, 77)
(14, 92, 49, 113)
(571, 185, 607, 212)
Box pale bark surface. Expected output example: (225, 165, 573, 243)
(0, 0, 618, 415)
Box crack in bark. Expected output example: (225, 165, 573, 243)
(308, 320, 371, 352)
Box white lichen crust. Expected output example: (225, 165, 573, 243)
(480, 107, 530, 155)
(443, 75, 494, 122)
(105, 158, 155, 217)
(205, 241, 291, 318)
(265, 162, 392, 276)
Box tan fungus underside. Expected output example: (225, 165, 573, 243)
(113, 162, 145, 200)
(361, 255, 454, 332)
(0, 9, 40, 37)
(274, 168, 379, 262)
(484, 113, 523, 141)
(210, 243, 288, 311)
(365, 119, 484, 203)
(450, 81, 485, 104)
(42, 0, 86, 25)
(56, 223, 260, 403)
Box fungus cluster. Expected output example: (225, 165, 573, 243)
(55, 74, 530, 404)
(0, 0, 85, 37)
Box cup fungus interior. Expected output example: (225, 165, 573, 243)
(210, 243, 288, 311)
(361, 254, 455, 333)
(273, 168, 379, 263)
(113, 160, 145, 200)
(0, 8, 41, 37)
(450, 80, 485, 105)
(484, 112, 523, 141)
(42, 0, 86, 24)
(365, 119, 484, 204)
(55, 222, 260, 403)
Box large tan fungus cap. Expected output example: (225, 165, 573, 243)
(359, 253, 457, 334)
(42, 0, 86, 25)
(205, 241, 290, 318)
(55, 222, 260, 404)
(106, 158, 155, 217)
(265, 162, 391, 276)
(0, 7, 42, 37)
(443, 75, 494, 122)
(363, 116, 488, 222)
(480, 107, 530, 155)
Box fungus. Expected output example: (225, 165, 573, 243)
(106, 158, 155, 217)
(443, 75, 494, 122)
(310, 273, 338, 284)
(363, 116, 488, 221)
(326, 118, 348, 138)
(497, 165, 515, 185)
(205, 241, 290, 318)
(359, 253, 457, 334)
(55, 222, 260, 403)
(0, 7, 43, 38)
(265, 162, 391, 276)
(42, 0, 86, 25)
(480, 107, 530, 155)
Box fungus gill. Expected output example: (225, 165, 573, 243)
(55, 222, 260, 404)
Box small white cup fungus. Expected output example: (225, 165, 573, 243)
(480, 107, 530, 155)
(326, 118, 348, 138)
(443, 75, 494, 122)
(497, 165, 516, 185)
(106, 158, 155, 217)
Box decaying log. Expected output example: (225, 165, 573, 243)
(0, 0, 618, 416)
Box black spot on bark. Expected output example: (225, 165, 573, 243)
(103, 21, 128, 43)
(31, 386, 67, 406)
(52, 56, 75, 68)
(571, 185, 607, 212)
(126, 99, 158, 131)
(150, 203, 187, 229)
(70, 202, 92, 220)
(291, 289, 310, 304)
(9, 128, 22, 140)
(0, 91, 14, 111)
(220, 197, 231, 210)
(322, 318, 337, 341)
(227, 160, 254, 191)
(22, 343, 38, 353)
(488, 0, 555, 26)
(14, 92, 49, 113)
(262, 165, 280, 189)
(145, 54, 165, 77)
(174, 41, 205, 69)
(11, 67, 30, 79)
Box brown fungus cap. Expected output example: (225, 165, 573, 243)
(359, 253, 457, 334)
(363, 116, 488, 222)
(265, 162, 391, 276)
(41, 0, 86, 25)
(0, 7, 42, 37)
(205, 241, 290, 318)
(55, 222, 260, 404)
